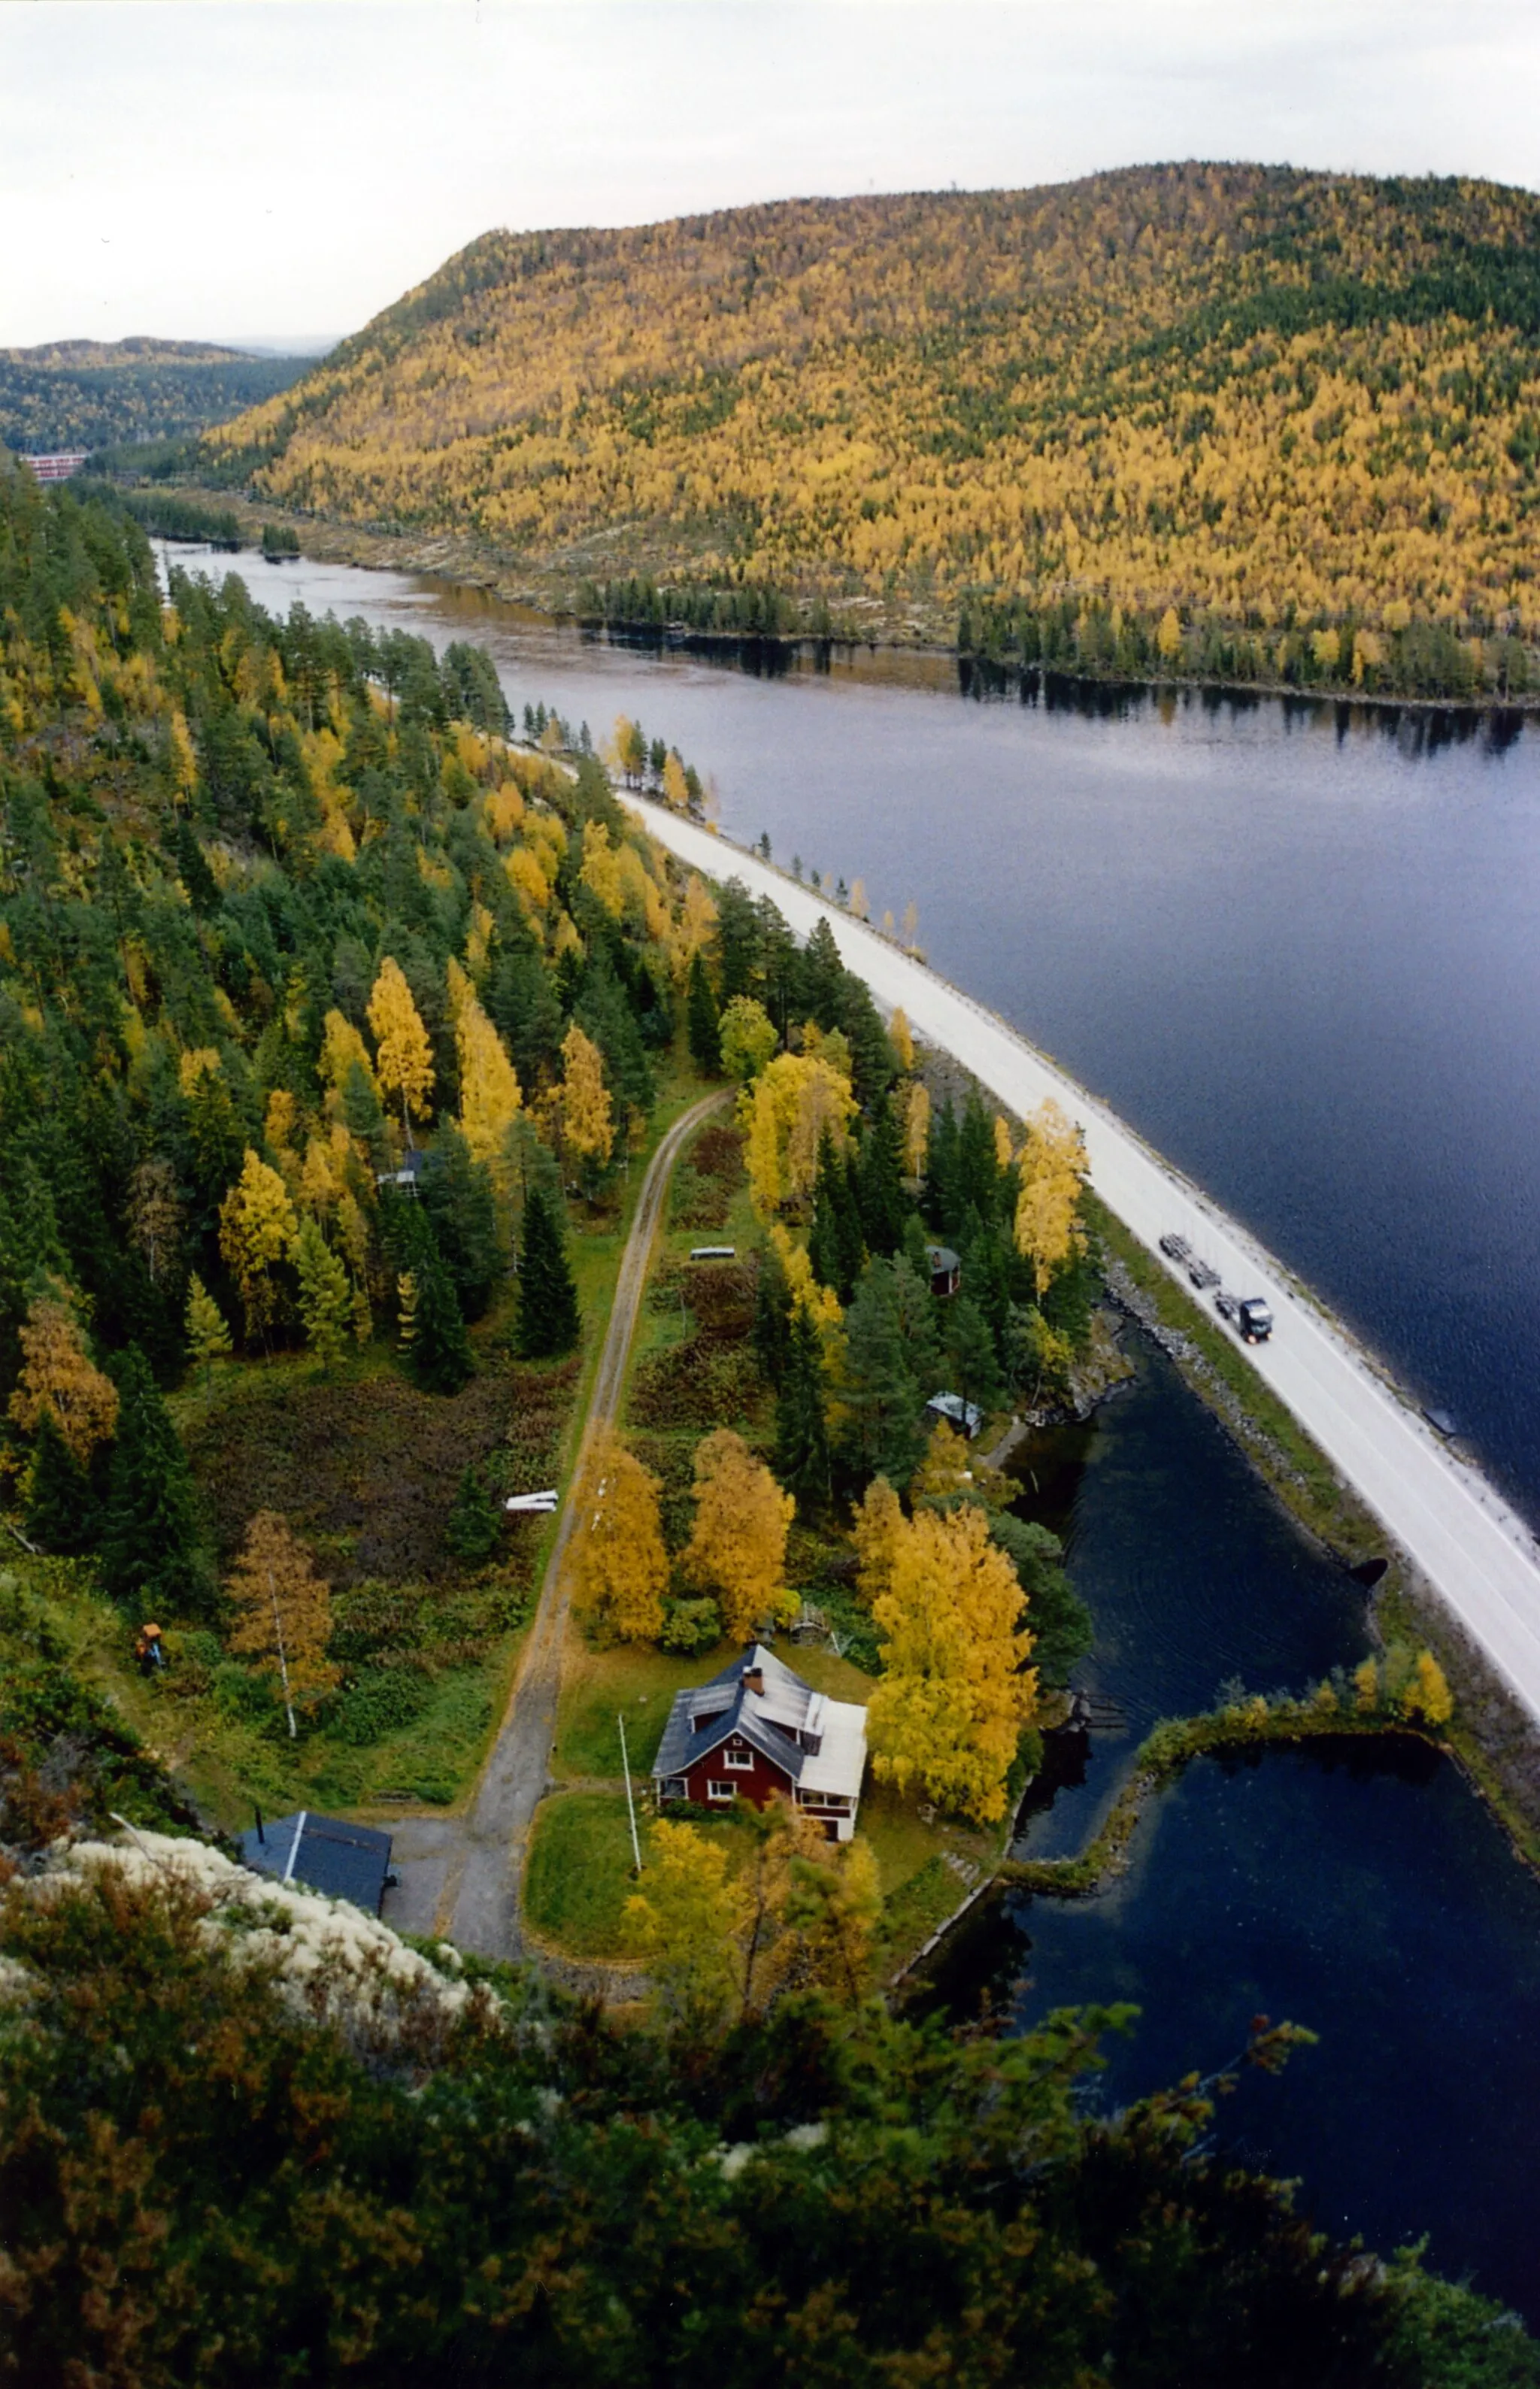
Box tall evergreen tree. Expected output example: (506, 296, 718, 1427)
(956, 1090, 1002, 1223)
(686, 953, 721, 1074)
(714, 879, 762, 1003)
(446, 1461, 503, 1561)
(515, 1186, 581, 1360)
(408, 1240, 475, 1396)
(775, 1305, 830, 1513)
(25, 1411, 99, 1554)
(799, 917, 846, 1031)
(856, 1094, 910, 1257)
(924, 1094, 962, 1232)
(420, 1123, 501, 1320)
(98, 1345, 208, 1617)
(841, 1262, 930, 1487)
(944, 1293, 1005, 1420)
(751, 1239, 793, 1387)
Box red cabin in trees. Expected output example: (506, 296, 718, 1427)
(651, 1645, 868, 1842)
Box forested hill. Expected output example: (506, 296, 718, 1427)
(204, 163, 1540, 693)
(0, 337, 314, 460)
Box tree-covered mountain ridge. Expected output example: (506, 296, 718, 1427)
(204, 162, 1540, 692)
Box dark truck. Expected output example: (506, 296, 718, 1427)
(1216, 1290, 1274, 1344)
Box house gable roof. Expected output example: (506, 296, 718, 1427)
(652, 1645, 866, 1803)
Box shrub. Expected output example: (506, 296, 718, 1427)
(330, 1669, 433, 1746)
(211, 1663, 283, 1732)
(661, 1597, 723, 1655)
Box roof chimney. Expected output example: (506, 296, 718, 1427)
(741, 1663, 764, 1696)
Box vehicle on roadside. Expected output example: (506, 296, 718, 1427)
(1159, 1232, 1191, 1264)
(1216, 1290, 1274, 1343)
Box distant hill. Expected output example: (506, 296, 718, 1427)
(204, 163, 1540, 691)
(0, 336, 318, 457)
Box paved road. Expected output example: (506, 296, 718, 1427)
(635, 799, 1540, 1731)
(401, 1090, 729, 1961)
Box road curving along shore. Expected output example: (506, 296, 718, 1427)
(632, 796, 1540, 1735)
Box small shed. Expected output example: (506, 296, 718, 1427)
(925, 1244, 962, 1298)
(238, 1811, 395, 1915)
(924, 1390, 983, 1439)
(375, 1147, 428, 1196)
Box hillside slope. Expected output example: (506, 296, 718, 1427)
(0, 336, 314, 458)
(205, 164, 1540, 685)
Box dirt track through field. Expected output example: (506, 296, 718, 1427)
(408, 1090, 728, 1961)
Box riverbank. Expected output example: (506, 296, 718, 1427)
(148, 491, 1540, 715)
(623, 799, 1540, 1872)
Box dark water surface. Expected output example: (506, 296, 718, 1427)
(1009, 1333, 1369, 1860)
(200, 549, 1540, 2306)
(215, 547, 1540, 1529)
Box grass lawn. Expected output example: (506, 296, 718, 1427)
(524, 1787, 750, 1957)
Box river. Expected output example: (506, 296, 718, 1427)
(192, 545, 1540, 2316)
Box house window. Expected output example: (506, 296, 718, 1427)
(723, 1748, 753, 1769)
(660, 1777, 687, 1799)
(707, 1780, 735, 1802)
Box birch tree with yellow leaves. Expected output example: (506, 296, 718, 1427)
(1012, 1098, 1089, 1296)
(680, 1428, 796, 1640)
(447, 959, 522, 1174)
(569, 1429, 668, 1643)
(865, 1501, 1037, 1824)
(556, 1022, 614, 1186)
(226, 1509, 339, 1739)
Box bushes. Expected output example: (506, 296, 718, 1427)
(661, 1598, 722, 1656)
(330, 1667, 433, 1747)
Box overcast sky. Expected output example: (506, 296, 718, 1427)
(3, 0, 1536, 351)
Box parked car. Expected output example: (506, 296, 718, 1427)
(1160, 1232, 1191, 1264)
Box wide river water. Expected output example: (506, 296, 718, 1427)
(202, 547, 1540, 2315)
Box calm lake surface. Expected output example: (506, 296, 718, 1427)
(203, 547, 1540, 2311)
(217, 547, 1540, 1530)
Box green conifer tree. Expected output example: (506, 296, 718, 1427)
(408, 1241, 475, 1395)
(686, 952, 722, 1074)
(775, 1305, 831, 1513)
(420, 1123, 501, 1320)
(446, 1461, 502, 1561)
(515, 1186, 581, 1360)
(98, 1345, 209, 1617)
(841, 1261, 929, 1487)
(292, 1219, 352, 1372)
(856, 1094, 910, 1257)
(945, 1292, 1005, 1420)
(26, 1410, 99, 1554)
(752, 1239, 794, 1387)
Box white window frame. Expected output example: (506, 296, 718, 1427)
(723, 1747, 753, 1770)
(707, 1780, 735, 1802)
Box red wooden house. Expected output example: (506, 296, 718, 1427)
(651, 1645, 869, 1842)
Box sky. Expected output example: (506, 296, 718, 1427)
(3, 0, 1537, 352)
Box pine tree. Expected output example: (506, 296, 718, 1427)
(686, 952, 721, 1074)
(98, 1345, 208, 1618)
(775, 1305, 830, 1513)
(446, 1462, 502, 1562)
(25, 1411, 98, 1554)
(226, 1509, 338, 1738)
(681, 1429, 796, 1641)
(516, 1187, 581, 1360)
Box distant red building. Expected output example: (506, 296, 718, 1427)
(21, 453, 90, 484)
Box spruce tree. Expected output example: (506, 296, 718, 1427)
(446, 1462, 502, 1561)
(408, 1241, 475, 1395)
(515, 1186, 581, 1360)
(26, 1411, 98, 1554)
(856, 1095, 910, 1257)
(752, 1239, 793, 1387)
(98, 1345, 209, 1617)
(686, 953, 721, 1074)
(775, 1305, 831, 1514)
(420, 1123, 501, 1320)
(841, 1263, 929, 1487)
(945, 1293, 1005, 1420)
